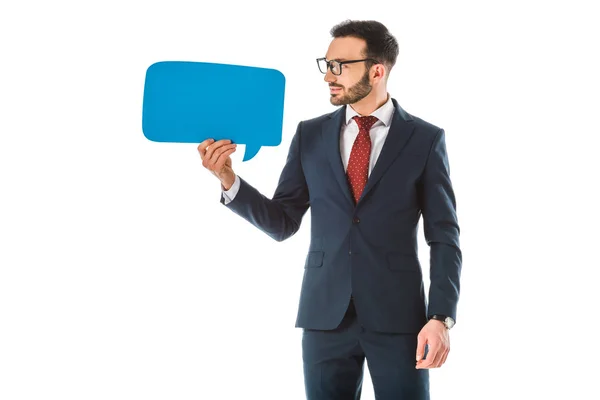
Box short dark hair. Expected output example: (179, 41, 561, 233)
(330, 20, 399, 76)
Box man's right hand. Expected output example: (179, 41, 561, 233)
(197, 139, 237, 190)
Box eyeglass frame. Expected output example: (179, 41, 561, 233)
(316, 57, 381, 75)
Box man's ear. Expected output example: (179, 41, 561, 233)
(372, 64, 386, 81)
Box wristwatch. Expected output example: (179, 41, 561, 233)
(429, 314, 455, 330)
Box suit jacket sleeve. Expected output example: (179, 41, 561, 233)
(220, 121, 310, 242)
(418, 128, 462, 323)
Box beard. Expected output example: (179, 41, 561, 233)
(329, 69, 372, 106)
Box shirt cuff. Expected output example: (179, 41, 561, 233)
(221, 174, 240, 204)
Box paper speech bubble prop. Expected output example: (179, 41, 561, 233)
(142, 61, 285, 161)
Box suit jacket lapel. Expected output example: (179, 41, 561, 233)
(358, 99, 415, 206)
(322, 105, 355, 207)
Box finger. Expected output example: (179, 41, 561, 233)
(436, 336, 450, 367)
(433, 342, 450, 368)
(213, 147, 237, 169)
(203, 143, 235, 169)
(416, 335, 427, 362)
(439, 348, 450, 367)
(204, 139, 232, 162)
(197, 139, 215, 156)
(417, 343, 440, 368)
(207, 144, 236, 166)
(431, 345, 446, 368)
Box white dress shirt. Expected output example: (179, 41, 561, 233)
(221, 94, 396, 204)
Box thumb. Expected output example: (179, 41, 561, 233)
(416, 335, 427, 361)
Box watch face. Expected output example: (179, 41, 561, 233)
(445, 317, 455, 329)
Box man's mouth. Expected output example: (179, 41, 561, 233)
(330, 86, 342, 93)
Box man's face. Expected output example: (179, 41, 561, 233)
(324, 37, 373, 106)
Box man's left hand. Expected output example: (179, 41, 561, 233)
(415, 319, 450, 369)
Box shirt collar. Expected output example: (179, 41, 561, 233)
(345, 93, 394, 127)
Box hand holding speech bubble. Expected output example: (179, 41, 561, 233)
(142, 61, 285, 161)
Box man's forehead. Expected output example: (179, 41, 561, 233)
(324, 53, 364, 62)
(325, 37, 365, 60)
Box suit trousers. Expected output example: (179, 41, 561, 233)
(301, 298, 430, 400)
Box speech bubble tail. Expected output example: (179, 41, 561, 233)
(242, 144, 261, 162)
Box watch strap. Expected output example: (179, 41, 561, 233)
(429, 314, 447, 321)
(429, 314, 454, 329)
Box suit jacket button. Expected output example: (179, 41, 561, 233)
(353, 217, 360, 224)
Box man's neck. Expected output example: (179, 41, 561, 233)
(350, 91, 389, 116)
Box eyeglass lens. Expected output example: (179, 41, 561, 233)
(318, 59, 340, 75)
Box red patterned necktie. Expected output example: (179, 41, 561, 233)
(347, 115, 378, 204)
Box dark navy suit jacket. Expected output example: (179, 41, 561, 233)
(220, 98, 462, 334)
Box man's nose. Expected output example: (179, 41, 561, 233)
(324, 68, 335, 83)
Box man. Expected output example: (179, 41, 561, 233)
(198, 19, 461, 400)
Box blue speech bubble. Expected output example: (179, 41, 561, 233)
(142, 61, 285, 161)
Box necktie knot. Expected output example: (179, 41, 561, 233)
(352, 115, 379, 132)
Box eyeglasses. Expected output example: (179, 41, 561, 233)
(316, 57, 381, 76)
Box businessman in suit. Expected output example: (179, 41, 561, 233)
(198, 19, 461, 400)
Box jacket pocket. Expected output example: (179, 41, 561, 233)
(387, 252, 420, 271)
(305, 251, 324, 268)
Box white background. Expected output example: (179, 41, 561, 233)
(1, 1, 599, 399)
